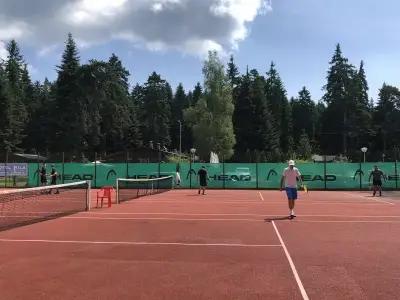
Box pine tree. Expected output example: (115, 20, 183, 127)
(233, 72, 253, 159)
(349, 61, 372, 155)
(321, 44, 356, 155)
(265, 62, 291, 157)
(103, 54, 132, 152)
(297, 131, 312, 160)
(170, 84, 188, 151)
(374, 84, 400, 157)
(3, 40, 27, 151)
(126, 100, 142, 149)
(184, 51, 236, 159)
(0, 64, 11, 151)
(129, 84, 145, 148)
(52, 33, 81, 152)
(291, 87, 316, 143)
(227, 55, 240, 88)
(250, 71, 280, 158)
(192, 82, 202, 106)
(141, 72, 172, 148)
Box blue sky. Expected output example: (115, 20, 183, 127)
(1, 0, 399, 101)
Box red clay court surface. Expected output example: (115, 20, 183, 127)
(0, 189, 400, 299)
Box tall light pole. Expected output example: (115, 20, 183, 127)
(178, 120, 182, 155)
(361, 147, 368, 163)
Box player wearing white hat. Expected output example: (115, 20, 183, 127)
(280, 160, 303, 219)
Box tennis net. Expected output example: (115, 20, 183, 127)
(116, 176, 174, 203)
(0, 181, 90, 231)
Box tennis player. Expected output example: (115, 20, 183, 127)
(369, 165, 386, 197)
(197, 166, 208, 195)
(50, 165, 59, 194)
(40, 164, 47, 187)
(280, 160, 303, 219)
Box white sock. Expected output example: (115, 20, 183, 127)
(290, 210, 294, 215)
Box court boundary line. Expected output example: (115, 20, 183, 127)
(294, 220, 400, 223)
(82, 212, 400, 218)
(342, 192, 395, 205)
(0, 239, 282, 248)
(272, 221, 309, 300)
(61, 216, 263, 222)
(116, 200, 390, 206)
(258, 192, 265, 201)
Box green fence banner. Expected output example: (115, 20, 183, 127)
(26, 162, 399, 190)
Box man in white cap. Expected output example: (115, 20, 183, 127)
(280, 160, 303, 219)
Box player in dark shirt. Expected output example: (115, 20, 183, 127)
(40, 164, 47, 187)
(50, 165, 59, 194)
(197, 166, 208, 195)
(369, 166, 386, 197)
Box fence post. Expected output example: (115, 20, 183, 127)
(256, 162, 259, 190)
(189, 161, 192, 189)
(94, 152, 97, 188)
(395, 160, 398, 190)
(126, 151, 129, 179)
(36, 151, 40, 187)
(62, 152, 65, 184)
(324, 155, 327, 190)
(4, 151, 8, 188)
(359, 161, 362, 191)
(222, 156, 225, 190)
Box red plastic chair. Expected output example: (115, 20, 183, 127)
(97, 186, 114, 208)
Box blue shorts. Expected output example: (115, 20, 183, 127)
(285, 188, 298, 200)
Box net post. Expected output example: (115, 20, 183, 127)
(86, 180, 91, 211)
(116, 178, 119, 204)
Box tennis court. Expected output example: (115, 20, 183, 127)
(0, 184, 399, 299)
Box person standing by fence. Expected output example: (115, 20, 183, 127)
(197, 166, 208, 195)
(40, 164, 47, 187)
(369, 165, 386, 197)
(50, 165, 60, 194)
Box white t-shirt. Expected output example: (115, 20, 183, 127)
(175, 172, 181, 184)
(283, 167, 301, 188)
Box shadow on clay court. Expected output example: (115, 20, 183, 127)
(264, 216, 291, 222)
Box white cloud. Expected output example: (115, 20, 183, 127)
(38, 44, 59, 57)
(27, 64, 38, 75)
(0, 0, 269, 57)
(0, 41, 7, 60)
(0, 21, 29, 40)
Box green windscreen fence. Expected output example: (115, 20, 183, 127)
(26, 162, 399, 190)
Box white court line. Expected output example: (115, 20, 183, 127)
(294, 220, 400, 223)
(124, 200, 263, 204)
(120, 199, 390, 205)
(343, 192, 395, 205)
(258, 192, 265, 201)
(0, 239, 281, 248)
(83, 212, 400, 218)
(272, 221, 309, 300)
(62, 216, 263, 222)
